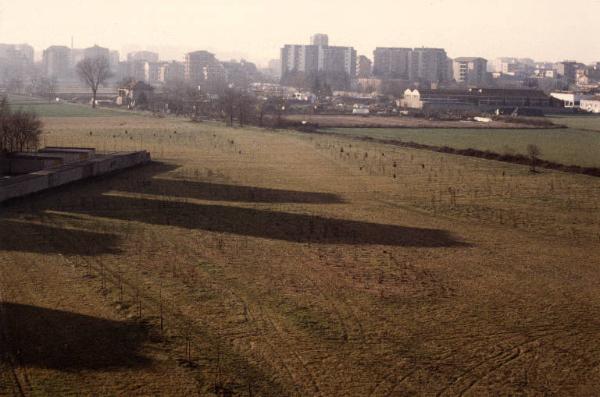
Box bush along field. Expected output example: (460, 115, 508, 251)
(1, 114, 600, 395)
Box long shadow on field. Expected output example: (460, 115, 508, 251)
(0, 303, 149, 370)
(1, 161, 342, 207)
(124, 178, 344, 204)
(0, 220, 122, 256)
(115, 161, 343, 204)
(68, 195, 468, 247)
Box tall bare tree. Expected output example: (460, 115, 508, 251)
(220, 87, 236, 126)
(76, 57, 113, 108)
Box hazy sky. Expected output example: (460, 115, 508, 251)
(0, 0, 599, 66)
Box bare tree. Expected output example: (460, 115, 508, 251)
(76, 57, 113, 108)
(526, 144, 541, 173)
(0, 97, 43, 153)
(255, 99, 266, 127)
(237, 90, 256, 127)
(35, 77, 58, 103)
(220, 87, 236, 126)
(0, 97, 10, 152)
(45, 77, 58, 103)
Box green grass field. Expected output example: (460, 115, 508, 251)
(6, 95, 126, 118)
(326, 116, 600, 168)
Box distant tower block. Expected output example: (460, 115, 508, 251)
(311, 33, 329, 47)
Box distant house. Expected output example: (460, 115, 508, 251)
(117, 81, 154, 109)
(549, 92, 593, 109)
(580, 97, 600, 113)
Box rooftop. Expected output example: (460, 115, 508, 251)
(454, 57, 487, 62)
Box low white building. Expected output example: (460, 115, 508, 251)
(580, 97, 600, 113)
(399, 89, 423, 109)
(549, 92, 589, 108)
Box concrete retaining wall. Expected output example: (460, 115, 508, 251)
(39, 147, 96, 163)
(0, 151, 151, 204)
(7, 156, 63, 174)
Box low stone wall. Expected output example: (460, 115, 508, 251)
(39, 147, 96, 163)
(0, 151, 151, 204)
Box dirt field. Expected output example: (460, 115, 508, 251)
(284, 114, 550, 129)
(2, 114, 600, 396)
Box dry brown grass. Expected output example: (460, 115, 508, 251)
(1, 115, 600, 396)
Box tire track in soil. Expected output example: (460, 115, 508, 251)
(188, 265, 319, 396)
(185, 242, 324, 396)
(311, 246, 368, 346)
(435, 327, 586, 397)
(148, 231, 322, 396)
(369, 323, 585, 397)
(178, 216, 371, 395)
(366, 250, 452, 397)
(216, 244, 373, 394)
(36, 216, 314, 396)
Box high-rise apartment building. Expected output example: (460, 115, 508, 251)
(109, 51, 120, 70)
(0, 43, 35, 83)
(280, 34, 356, 86)
(184, 50, 226, 90)
(84, 45, 110, 60)
(408, 48, 450, 84)
(556, 61, 581, 84)
(70, 49, 85, 68)
(127, 51, 160, 63)
(12, 44, 34, 63)
(144, 62, 164, 83)
(322, 46, 357, 76)
(128, 60, 147, 81)
(280, 45, 320, 75)
(159, 61, 185, 83)
(372, 47, 412, 79)
(452, 57, 488, 85)
(310, 34, 329, 47)
(43, 45, 71, 79)
(357, 55, 372, 78)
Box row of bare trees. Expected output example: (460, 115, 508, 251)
(0, 98, 43, 153)
(142, 82, 284, 127)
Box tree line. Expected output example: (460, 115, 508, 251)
(0, 97, 43, 154)
(138, 82, 291, 128)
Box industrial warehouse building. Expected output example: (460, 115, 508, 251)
(400, 88, 563, 113)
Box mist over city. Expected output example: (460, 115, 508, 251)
(1, 1, 600, 396)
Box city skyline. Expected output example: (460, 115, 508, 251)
(0, 0, 599, 66)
